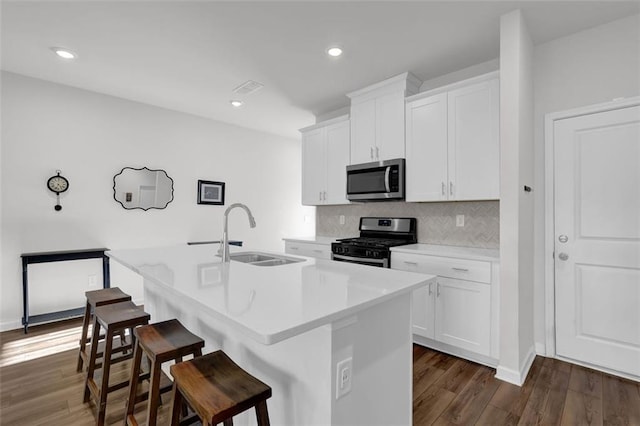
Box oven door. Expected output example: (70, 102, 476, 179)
(332, 253, 389, 268)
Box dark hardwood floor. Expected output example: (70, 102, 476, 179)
(413, 345, 640, 426)
(1, 319, 639, 425)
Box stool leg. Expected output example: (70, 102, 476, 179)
(76, 301, 91, 372)
(146, 357, 162, 426)
(169, 382, 183, 426)
(124, 339, 144, 423)
(118, 328, 127, 354)
(173, 355, 190, 418)
(83, 316, 101, 403)
(255, 401, 270, 426)
(97, 327, 115, 426)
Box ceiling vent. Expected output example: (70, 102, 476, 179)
(232, 80, 264, 96)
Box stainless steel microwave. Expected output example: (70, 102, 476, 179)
(346, 158, 405, 201)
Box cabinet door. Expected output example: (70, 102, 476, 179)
(448, 79, 500, 200)
(324, 120, 350, 205)
(392, 254, 436, 339)
(376, 90, 406, 161)
(405, 93, 449, 202)
(301, 128, 326, 205)
(412, 284, 435, 339)
(434, 277, 491, 356)
(350, 99, 376, 164)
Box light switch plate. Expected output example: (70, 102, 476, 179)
(456, 215, 465, 227)
(88, 274, 98, 287)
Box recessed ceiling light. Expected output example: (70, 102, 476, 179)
(327, 47, 343, 57)
(230, 100, 244, 108)
(51, 47, 77, 60)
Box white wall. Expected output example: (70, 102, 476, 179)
(0, 72, 314, 331)
(533, 14, 640, 353)
(419, 58, 499, 92)
(497, 9, 536, 386)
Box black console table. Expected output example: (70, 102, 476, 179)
(21, 248, 110, 333)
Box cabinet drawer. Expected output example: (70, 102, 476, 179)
(391, 252, 491, 283)
(284, 241, 331, 260)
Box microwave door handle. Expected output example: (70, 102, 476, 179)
(384, 166, 391, 192)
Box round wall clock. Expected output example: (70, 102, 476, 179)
(47, 170, 69, 211)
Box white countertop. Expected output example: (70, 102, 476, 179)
(108, 244, 434, 345)
(282, 236, 341, 245)
(391, 243, 500, 262)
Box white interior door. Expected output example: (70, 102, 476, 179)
(554, 104, 640, 378)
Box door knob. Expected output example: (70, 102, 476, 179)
(558, 252, 569, 261)
(558, 235, 569, 243)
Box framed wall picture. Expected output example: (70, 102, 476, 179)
(197, 180, 225, 205)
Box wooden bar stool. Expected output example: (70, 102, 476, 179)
(125, 319, 205, 426)
(169, 350, 272, 426)
(83, 301, 150, 426)
(77, 287, 132, 372)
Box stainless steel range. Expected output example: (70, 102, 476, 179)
(331, 217, 417, 268)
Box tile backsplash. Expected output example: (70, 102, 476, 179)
(317, 201, 499, 249)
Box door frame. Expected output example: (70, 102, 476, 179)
(544, 96, 640, 358)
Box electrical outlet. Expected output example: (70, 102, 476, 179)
(456, 215, 465, 227)
(88, 274, 98, 287)
(336, 357, 353, 399)
(339, 215, 345, 225)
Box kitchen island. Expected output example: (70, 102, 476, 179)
(108, 244, 435, 425)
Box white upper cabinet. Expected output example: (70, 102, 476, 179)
(375, 90, 406, 161)
(301, 127, 325, 205)
(348, 72, 421, 164)
(406, 73, 500, 202)
(350, 99, 377, 164)
(448, 78, 500, 200)
(406, 92, 448, 201)
(300, 116, 350, 206)
(324, 120, 350, 204)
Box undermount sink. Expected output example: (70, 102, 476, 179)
(228, 251, 305, 267)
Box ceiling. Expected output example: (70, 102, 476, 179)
(2, 1, 639, 139)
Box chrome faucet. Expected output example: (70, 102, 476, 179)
(219, 203, 256, 262)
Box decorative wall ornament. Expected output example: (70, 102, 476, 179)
(113, 167, 174, 210)
(47, 169, 69, 211)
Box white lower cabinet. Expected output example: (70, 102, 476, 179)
(284, 240, 332, 260)
(392, 250, 497, 364)
(434, 277, 490, 356)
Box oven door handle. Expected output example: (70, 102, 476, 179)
(332, 253, 388, 266)
(384, 166, 391, 193)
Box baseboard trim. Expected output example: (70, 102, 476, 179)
(535, 342, 546, 356)
(0, 320, 22, 333)
(413, 335, 498, 368)
(495, 345, 536, 386)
